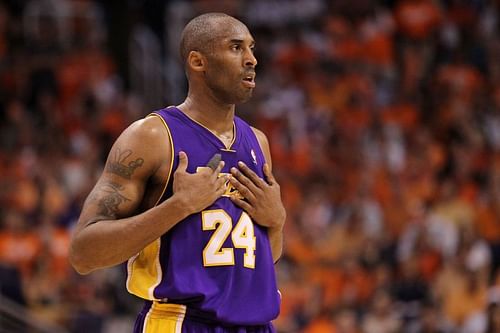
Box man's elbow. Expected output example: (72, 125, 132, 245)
(69, 242, 94, 275)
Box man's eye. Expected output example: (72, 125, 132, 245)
(232, 45, 241, 51)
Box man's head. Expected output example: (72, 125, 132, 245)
(180, 13, 257, 104)
(180, 13, 230, 63)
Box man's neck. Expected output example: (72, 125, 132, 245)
(177, 93, 236, 136)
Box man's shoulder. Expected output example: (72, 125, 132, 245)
(126, 114, 170, 142)
(100, 114, 172, 183)
(248, 126, 268, 146)
(115, 115, 172, 163)
(234, 116, 265, 138)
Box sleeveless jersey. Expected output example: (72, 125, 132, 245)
(126, 106, 281, 326)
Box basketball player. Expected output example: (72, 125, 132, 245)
(69, 13, 286, 333)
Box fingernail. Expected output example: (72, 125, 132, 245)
(231, 167, 238, 174)
(238, 161, 244, 167)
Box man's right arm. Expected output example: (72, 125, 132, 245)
(69, 116, 227, 275)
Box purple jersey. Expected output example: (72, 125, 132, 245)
(126, 106, 280, 326)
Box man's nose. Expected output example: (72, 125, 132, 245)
(244, 49, 257, 67)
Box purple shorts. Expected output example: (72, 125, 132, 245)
(134, 301, 276, 333)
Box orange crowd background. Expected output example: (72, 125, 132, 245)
(1, 0, 500, 332)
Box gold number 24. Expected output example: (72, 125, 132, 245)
(201, 210, 256, 269)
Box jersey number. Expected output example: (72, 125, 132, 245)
(202, 210, 256, 269)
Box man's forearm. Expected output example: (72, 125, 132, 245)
(70, 195, 190, 274)
(268, 225, 284, 263)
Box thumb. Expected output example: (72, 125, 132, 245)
(176, 151, 188, 173)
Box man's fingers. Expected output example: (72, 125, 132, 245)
(263, 163, 276, 185)
(229, 196, 254, 215)
(216, 174, 229, 189)
(206, 153, 222, 170)
(206, 154, 225, 182)
(206, 160, 226, 183)
(229, 175, 257, 204)
(213, 161, 225, 177)
(176, 151, 188, 173)
(237, 161, 267, 188)
(231, 167, 261, 196)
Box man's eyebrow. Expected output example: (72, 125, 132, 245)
(228, 38, 256, 45)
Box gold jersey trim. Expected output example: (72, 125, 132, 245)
(126, 113, 174, 300)
(180, 109, 237, 150)
(143, 302, 186, 333)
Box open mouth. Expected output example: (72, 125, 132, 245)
(242, 75, 255, 88)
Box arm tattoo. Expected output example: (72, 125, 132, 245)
(90, 182, 131, 219)
(107, 148, 144, 179)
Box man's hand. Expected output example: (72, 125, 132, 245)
(229, 161, 286, 229)
(172, 151, 228, 215)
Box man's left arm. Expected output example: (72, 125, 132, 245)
(228, 128, 286, 263)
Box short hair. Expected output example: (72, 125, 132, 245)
(179, 13, 236, 64)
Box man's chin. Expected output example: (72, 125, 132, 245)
(236, 90, 254, 104)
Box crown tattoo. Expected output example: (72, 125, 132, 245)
(107, 148, 144, 179)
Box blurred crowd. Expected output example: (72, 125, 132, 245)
(2, 0, 500, 332)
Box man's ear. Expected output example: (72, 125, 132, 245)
(187, 50, 206, 72)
